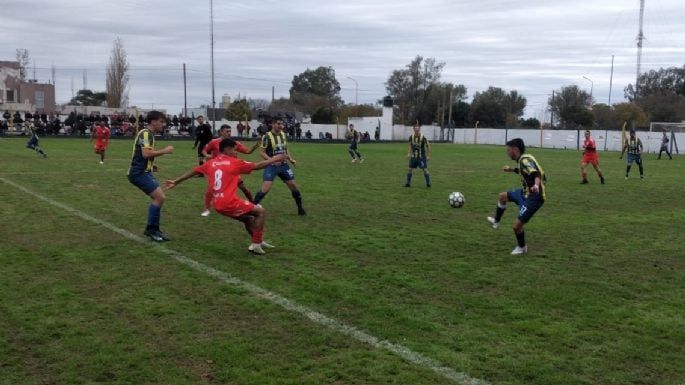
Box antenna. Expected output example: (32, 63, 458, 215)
(636, 0, 646, 97)
(83, 69, 88, 90)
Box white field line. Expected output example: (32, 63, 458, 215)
(0, 176, 489, 385)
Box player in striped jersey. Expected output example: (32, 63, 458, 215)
(620, 129, 644, 180)
(404, 124, 431, 188)
(487, 138, 546, 255)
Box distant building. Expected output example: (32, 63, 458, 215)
(0, 60, 56, 113)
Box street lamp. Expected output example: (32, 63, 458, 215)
(346, 76, 358, 106)
(209, 0, 216, 131)
(582, 76, 594, 106)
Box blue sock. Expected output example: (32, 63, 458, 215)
(424, 173, 431, 187)
(147, 203, 161, 230)
(495, 202, 506, 222)
(254, 190, 267, 204)
(406, 173, 412, 185)
(515, 230, 526, 247)
(291, 189, 303, 209)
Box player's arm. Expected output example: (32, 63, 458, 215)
(142, 146, 174, 159)
(89, 127, 95, 142)
(253, 154, 288, 170)
(503, 165, 519, 173)
(164, 168, 201, 190)
(285, 147, 297, 166)
(620, 140, 627, 158)
(407, 140, 413, 158)
(425, 138, 431, 160)
(192, 129, 201, 148)
(530, 175, 542, 194)
(638, 139, 643, 153)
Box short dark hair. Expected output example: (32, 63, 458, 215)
(197, 115, 204, 119)
(271, 116, 284, 124)
(506, 138, 526, 153)
(219, 138, 237, 152)
(146, 110, 165, 124)
(220, 124, 231, 130)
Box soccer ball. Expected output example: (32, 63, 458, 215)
(448, 192, 465, 208)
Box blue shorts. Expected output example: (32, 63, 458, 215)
(26, 137, 38, 148)
(627, 153, 642, 165)
(408, 157, 428, 169)
(263, 163, 295, 182)
(128, 172, 160, 195)
(349, 142, 358, 151)
(507, 189, 544, 223)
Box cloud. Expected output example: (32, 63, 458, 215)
(1, 0, 683, 119)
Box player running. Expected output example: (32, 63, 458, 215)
(620, 129, 644, 180)
(487, 138, 546, 255)
(25, 122, 47, 158)
(90, 120, 111, 164)
(199, 124, 259, 217)
(253, 117, 306, 216)
(164, 138, 287, 255)
(404, 123, 431, 188)
(347, 124, 364, 163)
(127, 111, 174, 242)
(580, 130, 605, 184)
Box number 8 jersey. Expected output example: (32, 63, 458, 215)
(194, 155, 256, 211)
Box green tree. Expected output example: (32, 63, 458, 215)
(385, 56, 446, 124)
(68, 89, 107, 106)
(548, 85, 593, 128)
(225, 99, 252, 121)
(105, 37, 129, 108)
(290, 66, 341, 114)
(637, 93, 685, 122)
(311, 107, 335, 124)
(625, 65, 685, 101)
(519, 117, 541, 129)
(591, 103, 617, 129)
(469, 87, 526, 128)
(613, 103, 648, 127)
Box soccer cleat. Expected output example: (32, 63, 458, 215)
(261, 241, 276, 249)
(511, 246, 528, 255)
(351, 158, 357, 163)
(404, 183, 411, 188)
(359, 158, 365, 163)
(580, 179, 588, 184)
(298, 208, 307, 216)
(600, 177, 605, 184)
(157, 230, 171, 241)
(487, 216, 499, 229)
(248, 244, 266, 255)
(144, 229, 165, 242)
(200, 209, 211, 217)
(99, 161, 104, 165)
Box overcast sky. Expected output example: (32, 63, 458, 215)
(1, 0, 683, 120)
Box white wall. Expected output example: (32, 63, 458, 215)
(451, 128, 685, 153)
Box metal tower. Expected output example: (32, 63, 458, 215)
(636, 0, 646, 96)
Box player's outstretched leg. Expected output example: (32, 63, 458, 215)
(201, 187, 213, 217)
(253, 181, 273, 204)
(593, 164, 605, 184)
(487, 191, 507, 229)
(355, 150, 364, 162)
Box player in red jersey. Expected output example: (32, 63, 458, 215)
(580, 130, 605, 184)
(90, 120, 111, 164)
(199, 124, 259, 217)
(164, 138, 287, 255)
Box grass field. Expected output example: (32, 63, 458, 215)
(1, 136, 684, 385)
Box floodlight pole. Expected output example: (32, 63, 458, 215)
(582, 76, 594, 106)
(346, 76, 358, 106)
(210, 0, 216, 131)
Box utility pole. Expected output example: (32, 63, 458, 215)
(609, 55, 615, 105)
(183, 63, 188, 118)
(636, 0, 646, 97)
(83, 69, 87, 90)
(271, 86, 275, 103)
(447, 86, 454, 129)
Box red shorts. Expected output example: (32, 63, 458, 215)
(215, 198, 255, 219)
(582, 152, 599, 166)
(94, 142, 108, 153)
